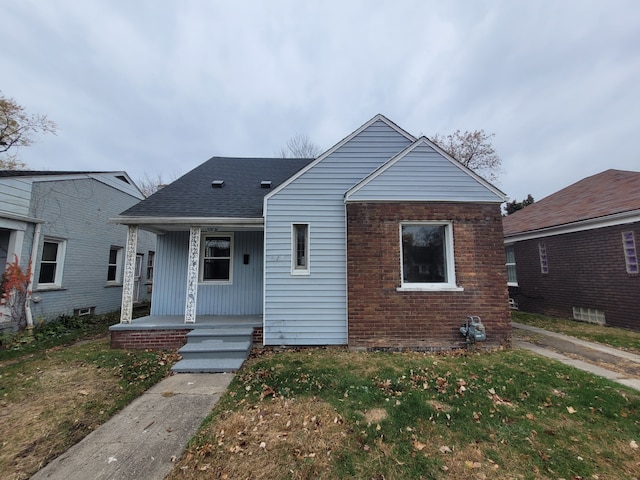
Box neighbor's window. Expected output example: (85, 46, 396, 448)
(400, 222, 457, 289)
(201, 234, 232, 282)
(622, 231, 638, 274)
(107, 247, 123, 283)
(38, 238, 66, 288)
(505, 244, 518, 285)
(147, 251, 155, 281)
(538, 242, 549, 274)
(292, 223, 310, 274)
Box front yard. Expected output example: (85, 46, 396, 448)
(169, 345, 640, 479)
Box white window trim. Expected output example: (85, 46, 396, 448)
(291, 223, 310, 276)
(200, 233, 234, 284)
(538, 242, 549, 274)
(37, 238, 66, 290)
(505, 244, 518, 287)
(106, 246, 124, 285)
(397, 221, 462, 292)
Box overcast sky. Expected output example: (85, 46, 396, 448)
(2, 0, 639, 202)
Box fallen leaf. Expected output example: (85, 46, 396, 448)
(413, 440, 427, 451)
(526, 413, 535, 420)
(439, 445, 452, 454)
(567, 406, 577, 414)
(630, 440, 639, 449)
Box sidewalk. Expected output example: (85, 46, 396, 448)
(513, 322, 640, 391)
(31, 373, 233, 480)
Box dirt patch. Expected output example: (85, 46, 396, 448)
(363, 408, 387, 425)
(0, 361, 116, 480)
(168, 396, 350, 479)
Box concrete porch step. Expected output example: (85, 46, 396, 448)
(186, 327, 254, 343)
(177, 339, 251, 360)
(171, 357, 245, 373)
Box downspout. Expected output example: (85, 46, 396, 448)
(25, 222, 41, 331)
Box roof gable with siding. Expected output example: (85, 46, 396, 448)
(345, 137, 506, 203)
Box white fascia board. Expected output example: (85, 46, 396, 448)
(264, 114, 416, 204)
(110, 216, 264, 226)
(504, 210, 640, 243)
(344, 137, 507, 202)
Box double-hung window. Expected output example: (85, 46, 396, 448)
(622, 231, 638, 274)
(201, 234, 233, 282)
(146, 251, 155, 281)
(399, 222, 459, 290)
(38, 238, 66, 288)
(107, 247, 123, 283)
(291, 223, 309, 275)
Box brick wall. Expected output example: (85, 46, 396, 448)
(347, 202, 511, 350)
(509, 222, 640, 330)
(110, 329, 189, 350)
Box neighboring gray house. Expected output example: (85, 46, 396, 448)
(0, 171, 156, 330)
(113, 115, 510, 354)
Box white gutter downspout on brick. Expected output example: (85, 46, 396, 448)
(24, 222, 41, 331)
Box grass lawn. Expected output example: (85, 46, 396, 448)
(0, 311, 178, 480)
(513, 311, 640, 355)
(169, 346, 640, 479)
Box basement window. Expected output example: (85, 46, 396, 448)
(573, 306, 605, 325)
(74, 307, 95, 317)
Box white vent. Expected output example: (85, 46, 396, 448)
(261, 181, 272, 188)
(212, 180, 225, 188)
(572, 306, 605, 325)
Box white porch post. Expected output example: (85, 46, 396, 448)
(120, 225, 139, 323)
(184, 226, 201, 324)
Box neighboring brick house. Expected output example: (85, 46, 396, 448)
(0, 171, 156, 331)
(113, 115, 511, 350)
(503, 169, 640, 330)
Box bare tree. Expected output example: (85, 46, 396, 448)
(0, 92, 57, 169)
(430, 129, 501, 182)
(137, 171, 180, 198)
(279, 132, 321, 158)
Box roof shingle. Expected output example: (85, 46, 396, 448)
(503, 169, 640, 236)
(120, 157, 314, 218)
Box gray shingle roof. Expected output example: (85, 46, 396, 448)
(120, 157, 314, 218)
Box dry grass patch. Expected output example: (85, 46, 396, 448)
(170, 396, 349, 479)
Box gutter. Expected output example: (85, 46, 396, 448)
(25, 222, 41, 331)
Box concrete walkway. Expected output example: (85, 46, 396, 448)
(513, 322, 640, 391)
(31, 373, 233, 480)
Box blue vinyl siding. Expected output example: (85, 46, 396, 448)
(0, 177, 33, 218)
(27, 178, 155, 321)
(263, 118, 413, 345)
(151, 230, 263, 315)
(347, 143, 504, 203)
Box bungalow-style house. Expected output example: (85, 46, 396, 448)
(0, 171, 156, 331)
(111, 115, 510, 370)
(503, 169, 640, 330)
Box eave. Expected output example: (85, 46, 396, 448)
(503, 209, 640, 243)
(110, 216, 264, 234)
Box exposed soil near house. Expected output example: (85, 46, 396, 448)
(512, 329, 640, 379)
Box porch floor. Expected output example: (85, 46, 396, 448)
(109, 315, 263, 331)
